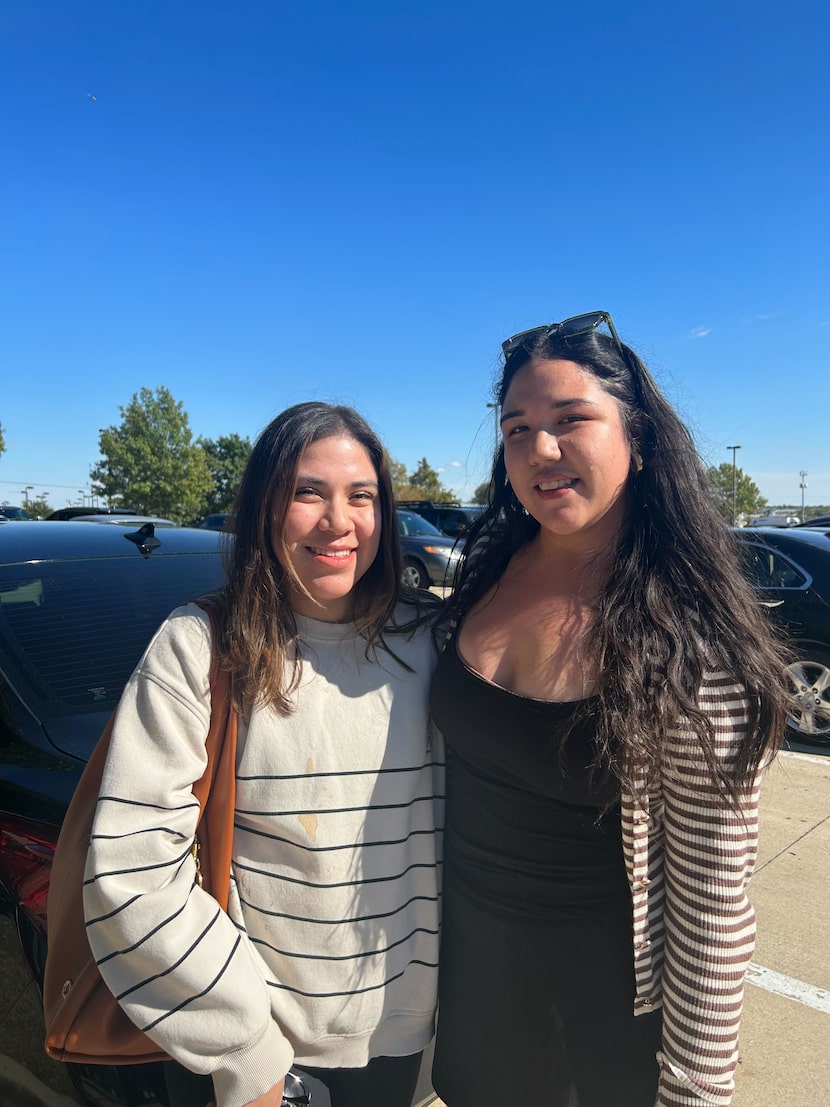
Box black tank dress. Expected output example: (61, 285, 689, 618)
(430, 636, 661, 1107)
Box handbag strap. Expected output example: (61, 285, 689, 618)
(191, 595, 237, 912)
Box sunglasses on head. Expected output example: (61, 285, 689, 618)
(501, 311, 624, 359)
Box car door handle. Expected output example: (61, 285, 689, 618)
(758, 600, 785, 608)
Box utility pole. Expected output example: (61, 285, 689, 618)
(800, 470, 808, 522)
(486, 402, 500, 454)
(727, 446, 742, 525)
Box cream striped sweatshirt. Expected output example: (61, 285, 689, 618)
(83, 603, 444, 1107)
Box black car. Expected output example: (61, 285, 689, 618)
(0, 521, 227, 1106)
(793, 514, 830, 528)
(396, 501, 481, 538)
(736, 527, 830, 744)
(397, 510, 462, 590)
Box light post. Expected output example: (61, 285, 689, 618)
(727, 446, 741, 525)
(800, 470, 808, 522)
(486, 402, 500, 454)
(21, 485, 34, 507)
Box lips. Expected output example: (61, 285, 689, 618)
(306, 546, 355, 558)
(536, 477, 576, 492)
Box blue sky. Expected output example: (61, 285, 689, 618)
(2, 0, 828, 512)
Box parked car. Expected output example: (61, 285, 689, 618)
(0, 521, 227, 1106)
(46, 507, 140, 521)
(736, 527, 830, 743)
(66, 513, 179, 527)
(793, 514, 830, 528)
(190, 512, 232, 531)
(0, 505, 32, 520)
(396, 500, 482, 538)
(397, 510, 463, 589)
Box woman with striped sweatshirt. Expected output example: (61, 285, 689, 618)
(429, 313, 790, 1107)
(83, 402, 443, 1107)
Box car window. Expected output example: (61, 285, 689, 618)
(0, 555, 225, 716)
(739, 543, 809, 589)
(397, 511, 443, 537)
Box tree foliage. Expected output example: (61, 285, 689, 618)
(91, 387, 211, 520)
(472, 481, 491, 505)
(706, 463, 767, 521)
(197, 433, 252, 515)
(0, 421, 5, 459)
(392, 457, 456, 503)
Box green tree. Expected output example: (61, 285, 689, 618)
(91, 387, 211, 520)
(389, 458, 409, 498)
(0, 421, 6, 459)
(706, 463, 767, 522)
(472, 481, 491, 505)
(197, 433, 252, 515)
(23, 496, 52, 519)
(407, 457, 455, 503)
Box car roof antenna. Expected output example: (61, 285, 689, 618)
(123, 522, 161, 558)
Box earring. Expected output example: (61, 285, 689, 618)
(633, 453, 644, 473)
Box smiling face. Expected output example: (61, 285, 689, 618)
(501, 357, 634, 551)
(273, 435, 382, 621)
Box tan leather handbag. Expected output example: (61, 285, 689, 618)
(43, 597, 237, 1065)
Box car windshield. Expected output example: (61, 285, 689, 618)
(397, 511, 444, 537)
(0, 555, 224, 717)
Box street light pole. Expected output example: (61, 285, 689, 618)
(727, 446, 742, 525)
(800, 470, 808, 522)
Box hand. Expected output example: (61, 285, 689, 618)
(207, 1077, 285, 1107)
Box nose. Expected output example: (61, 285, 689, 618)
(528, 430, 562, 465)
(320, 496, 352, 533)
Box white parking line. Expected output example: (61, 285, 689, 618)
(746, 963, 830, 1013)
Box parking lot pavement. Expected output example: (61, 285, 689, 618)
(2, 747, 826, 1107)
(732, 748, 830, 1105)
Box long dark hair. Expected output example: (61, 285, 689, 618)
(445, 326, 791, 803)
(219, 402, 403, 715)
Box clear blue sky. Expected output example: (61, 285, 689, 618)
(2, 0, 828, 511)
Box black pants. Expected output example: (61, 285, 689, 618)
(164, 1051, 423, 1107)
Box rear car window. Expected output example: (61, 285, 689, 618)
(739, 543, 809, 590)
(0, 555, 225, 716)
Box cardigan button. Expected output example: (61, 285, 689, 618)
(633, 878, 650, 890)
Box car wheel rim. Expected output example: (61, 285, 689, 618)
(402, 564, 423, 588)
(785, 659, 830, 739)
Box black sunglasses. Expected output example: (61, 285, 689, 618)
(501, 311, 624, 359)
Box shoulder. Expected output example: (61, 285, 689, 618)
(135, 602, 214, 690)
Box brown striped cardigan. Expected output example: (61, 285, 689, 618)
(622, 666, 763, 1106)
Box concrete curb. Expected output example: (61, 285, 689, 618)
(0, 1054, 77, 1107)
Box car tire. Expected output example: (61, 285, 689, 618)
(401, 558, 430, 590)
(785, 648, 830, 744)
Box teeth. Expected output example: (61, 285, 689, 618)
(538, 478, 575, 491)
(309, 547, 352, 558)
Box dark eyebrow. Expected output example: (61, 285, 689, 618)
(500, 398, 599, 424)
(294, 475, 379, 489)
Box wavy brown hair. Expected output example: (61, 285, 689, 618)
(218, 402, 403, 715)
(443, 325, 792, 805)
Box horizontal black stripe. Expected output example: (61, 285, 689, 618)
(142, 935, 243, 1033)
(84, 841, 193, 886)
(85, 891, 143, 927)
(235, 822, 443, 854)
(96, 795, 200, 815)
(249, 925, 439, 963)
(266, 957, 438, 999)
(235, 793, 442, 818)
(116, 906, 223, 1001)
(233, 857, 442, 891)
(90, 825, 191, 843)
(237, 889, 441, 926)
(95, 895, 190, 966)
(238, 761, 445, 782)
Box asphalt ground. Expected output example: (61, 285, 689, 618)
(2, 744, 827, 1107)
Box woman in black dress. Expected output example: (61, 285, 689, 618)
(431, 312, 790, 1107)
